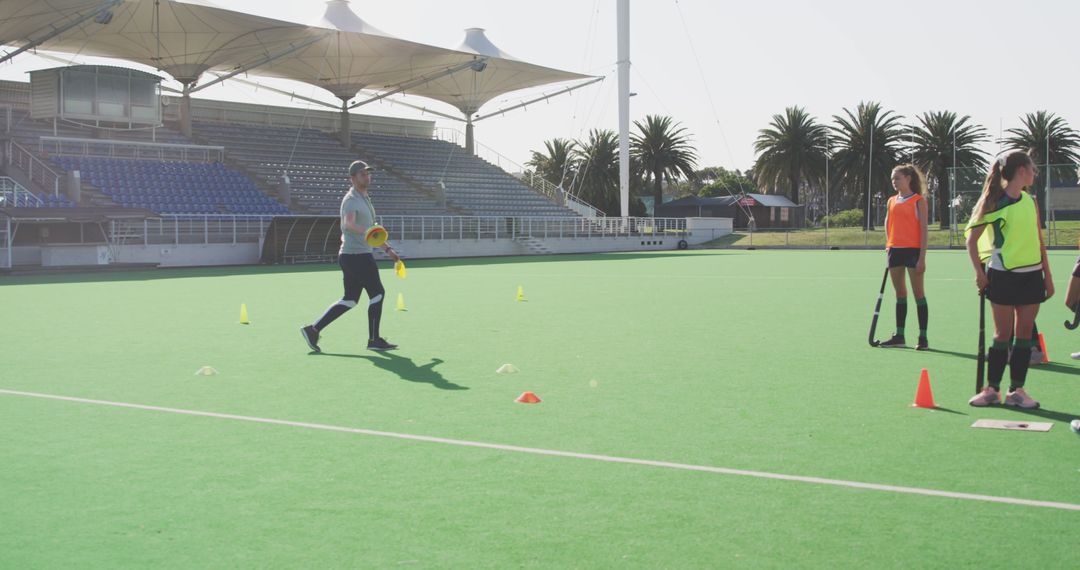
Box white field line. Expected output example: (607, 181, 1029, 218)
(1, 388, 1078, 512)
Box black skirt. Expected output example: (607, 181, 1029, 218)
(987, 268, 1045, 306)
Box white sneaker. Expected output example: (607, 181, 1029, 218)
(1029, 349, 1044, 365)
(1005, 388, 1040, 409)
(968, 388, 1001, 407)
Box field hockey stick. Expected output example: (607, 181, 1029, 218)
(1065, 301, 1080, 330)
(868, 267, 889, 347)
(976, 290, 986, 394)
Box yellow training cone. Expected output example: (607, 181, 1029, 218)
(239, 303, 250, 324)
(516, 285, 526, 302)
(396, 292, 407, 312)
(194, 366, 219, 376)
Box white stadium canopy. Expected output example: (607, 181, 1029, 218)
(0, 0, 596, 149)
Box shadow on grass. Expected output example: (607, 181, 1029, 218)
(922, 349, 1080, 378)
(990, 406, 1080, 424)
(922, 406, 968, 416)
(922, 349, 978, 362)
(316, 351, 467, 391)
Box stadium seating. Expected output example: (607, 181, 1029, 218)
(352, 132, 579, 217)
(3, 105, 584, 219)
(193, 122, 449, 216)
(51, 156, 289, 215)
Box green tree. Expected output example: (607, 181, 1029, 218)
(1003, 111, 1080, 166)
(910, 111, 989, 229)
(752, 106, 826, 205)
(830, 101, 905, 230)
(573, 129, 621, 215)
(1003, 111, 1080, 215)
(630, 115, 698, 210)
(526, 138, 577, 188)
(697, 167, 755, 198)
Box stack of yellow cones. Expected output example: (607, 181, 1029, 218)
(396, 293, 407, 311)
(516, 285, 526, 302)
(239, 303, 250, 324)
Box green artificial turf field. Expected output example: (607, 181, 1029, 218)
(1, 250, 1078, 568)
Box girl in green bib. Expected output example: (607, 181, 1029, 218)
(965, 150, 1052, 408)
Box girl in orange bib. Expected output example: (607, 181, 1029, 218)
(879, 164, 930, 350)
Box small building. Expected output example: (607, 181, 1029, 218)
(656, 193, 803, 229)
(30, 65, 163, 129)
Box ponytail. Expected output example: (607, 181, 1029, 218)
(974, 151, 1032, 219)
(974, 161, 1005, 219)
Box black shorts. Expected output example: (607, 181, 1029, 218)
(1072, 255, 1080, 278)
(987, 268, 1045, 306)
(887, 247, 920, 269)
(339, 253, 384, 302)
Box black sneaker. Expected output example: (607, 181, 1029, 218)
(367, 337, 398, 351)
(916, 337, 929, 351)
(878, 335, 906, 348)
(300, 325, 321, 353)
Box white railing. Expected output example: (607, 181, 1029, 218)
(433, 127, 606, 217)
(518, 171, 606, 218)
(5, 142, 61, 196)
(0, 104, 11, 133)
(110, 215, 275, 246)
(0, 176, 44, 207)
(1, 211, 10, 269)
(372, 215, 684, 241)
(39, 136, 225, 162)
(108, 214, 685, 246)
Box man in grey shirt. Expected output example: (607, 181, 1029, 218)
(301, 160, 401, 352)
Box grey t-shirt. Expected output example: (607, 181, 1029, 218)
(340, 188, 377, 254)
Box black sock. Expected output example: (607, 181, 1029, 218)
(987, 341, 1009, 391)
(916, 297, 928, 338)
(895, 298, 907, 337)
(314, 300, 354, 331)
(368, 294, 384, 341)
(1009, 338, 1033, 391)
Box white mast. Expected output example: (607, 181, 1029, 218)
(617, 0, 630, 218)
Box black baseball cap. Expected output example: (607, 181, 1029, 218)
(348, 160, 374, 176)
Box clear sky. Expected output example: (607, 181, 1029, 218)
(2, 0, 1077, 172)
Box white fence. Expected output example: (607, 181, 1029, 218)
(39, 136, 225, 162)
(108, 215, 275, 246)
(5, 141, 62, 196)
(104, 214, 686, 246)
(0, 211, 10, 269)
(0, 176, 43, 207)
(434, 127, 606, 218)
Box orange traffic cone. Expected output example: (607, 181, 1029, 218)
(515, 391, 541, 404)
(912, 368, 936, 409)
(1037, 333, 1050, 364)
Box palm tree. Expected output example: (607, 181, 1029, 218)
(526, 138, 577, 189)
(630, 115, 698, 214)
(573, 129, 621, 215)
(1003, 111, 1080, 213)
(910, 111, 989, 229)
(830, 101, 906, 230)
(1003, 111, 1080, 166)
(752, 106, 827, 205)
